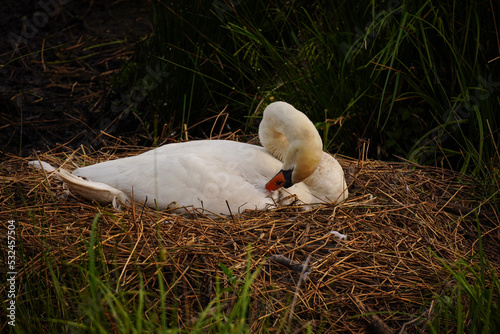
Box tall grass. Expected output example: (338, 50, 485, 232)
(128, 0, 499, 187)
(429, 222, 500, 333)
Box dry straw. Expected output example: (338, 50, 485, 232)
(1, 136, 499, 333)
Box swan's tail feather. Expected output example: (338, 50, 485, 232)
(29, 160, 129, 209)
(28, 160, 57, 173)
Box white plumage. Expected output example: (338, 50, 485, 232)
(30, 101, 348, 214)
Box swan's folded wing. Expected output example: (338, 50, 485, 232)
(71, 141, 282, 213)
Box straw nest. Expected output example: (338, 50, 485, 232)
(1, 138, 499, 333)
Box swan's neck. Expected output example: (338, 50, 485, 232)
(259, 102, 323, 184)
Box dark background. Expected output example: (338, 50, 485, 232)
(1, 0, 151, 156)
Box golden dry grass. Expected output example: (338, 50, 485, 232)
(1, 138, 499, 333)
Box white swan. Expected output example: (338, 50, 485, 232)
(30, 101, 348, 214)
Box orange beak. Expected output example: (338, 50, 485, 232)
(265, 169, 294, 192)
(266, 171, 286, 191)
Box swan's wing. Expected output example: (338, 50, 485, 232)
(73, 140, 282, 214)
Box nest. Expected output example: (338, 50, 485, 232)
(1, 139, 499, 333)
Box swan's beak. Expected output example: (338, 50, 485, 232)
(266, 169, 293, 191)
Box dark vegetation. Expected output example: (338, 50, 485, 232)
(131, 0, 500, 185)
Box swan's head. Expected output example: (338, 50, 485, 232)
(260, 102, 323, 191)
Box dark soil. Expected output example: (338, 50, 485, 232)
(1, 0, 151, 157)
